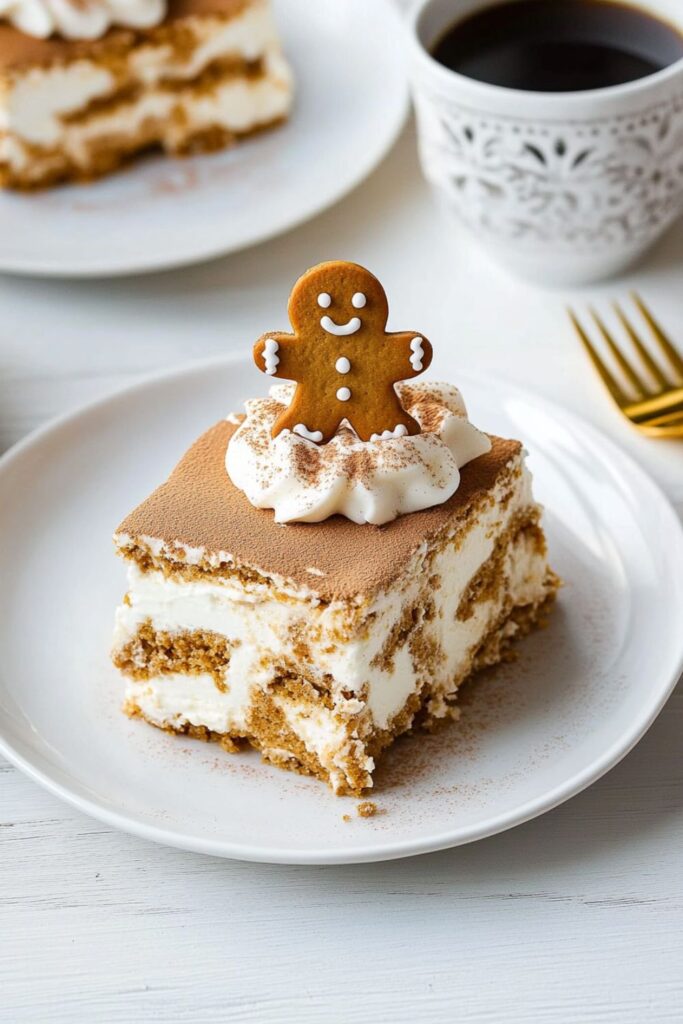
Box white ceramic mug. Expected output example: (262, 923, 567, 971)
(408, 0, 683, 285)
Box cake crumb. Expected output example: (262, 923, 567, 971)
(342, 814, 351, 823)
(357, 801, 378, 818)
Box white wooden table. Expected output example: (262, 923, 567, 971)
(2, 121, 683, 1023)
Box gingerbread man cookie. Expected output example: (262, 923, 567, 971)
(253, 261, 433, 444)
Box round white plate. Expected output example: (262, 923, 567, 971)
(1, 357, 682, 864)
(0, 0, 408, 278)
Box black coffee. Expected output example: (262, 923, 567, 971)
(431, 0, 683, 92)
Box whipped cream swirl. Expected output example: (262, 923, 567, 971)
(0, 0, 166, 40)
(226, 382, 492, 525)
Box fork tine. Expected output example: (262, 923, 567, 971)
(631, 292, 683, 380)
(568, 308, 628, 406)
(643, 408, 683, 429)
(637, 407, 683, 437)
(589, 306, 647, 397)
(613, 301, 667, 389)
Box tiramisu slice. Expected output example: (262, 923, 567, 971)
(111, 262, 558, 795)
(0, 0, 292, 189)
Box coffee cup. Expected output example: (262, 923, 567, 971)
(408, 0, 683, 285)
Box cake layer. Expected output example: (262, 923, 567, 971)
(113, 440, 558, 794)
(0, 0, 292, 187)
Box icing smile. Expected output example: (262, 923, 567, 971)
(320, 315, 361, 336)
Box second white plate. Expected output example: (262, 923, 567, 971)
(1, 357, 682, 863)
(0, 0, 408, 277)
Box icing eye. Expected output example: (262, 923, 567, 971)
(317, 292, 332, 308)
(352, 292, 366, 308)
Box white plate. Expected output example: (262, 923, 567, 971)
(0, 0, 408, 278)
(1, 357, 682, 864)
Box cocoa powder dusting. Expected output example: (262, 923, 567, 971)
(293, 441, 324, 486)
(411, 400, 445, 434)
(341, 447, 376, 486)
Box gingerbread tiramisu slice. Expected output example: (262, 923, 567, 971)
(111, 261, 558, 795)
(0, 0, 292, 189)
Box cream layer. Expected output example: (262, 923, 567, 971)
(126, 671, 373, 786)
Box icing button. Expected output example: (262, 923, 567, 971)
(335, 357, 351, 374)
(336, 387, 351, 402)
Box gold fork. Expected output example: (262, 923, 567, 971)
(568, 293, 683, 438)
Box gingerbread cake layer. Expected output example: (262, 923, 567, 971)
(113, 423, 558, 795)
(0, 0, 292, 188)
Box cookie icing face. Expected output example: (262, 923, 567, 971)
(288, 263, 390, 340)
(320, 315, 361, 336)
